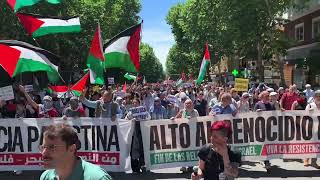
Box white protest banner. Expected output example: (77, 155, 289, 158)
(108, 77, 115, 85)
(140, 111, 320, 170)
(0, 85, 14, 101)
(166, 95, 178, 104)
(115, 91, 125, 98)
(0, 118, 133, 172)
(129, 106, 149, 120)
(24, 85, 33, 93)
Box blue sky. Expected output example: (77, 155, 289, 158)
(139, 0, 184, 70)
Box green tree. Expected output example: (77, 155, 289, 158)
(1, 0, 141, 83)
(140, 43, 165, 82)
(166, 0, 309, 84)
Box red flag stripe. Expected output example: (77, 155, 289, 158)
(89, 24, 105, 61)
(71, 72, 89, 92)
(204, 43, 210, 60)
(16, 13, 45, 35)
(0, 44, 21, 77)
(127, 24, 141, 72)
(6, 0, 16, 10)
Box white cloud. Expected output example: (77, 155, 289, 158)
(142, 27, 174, 70)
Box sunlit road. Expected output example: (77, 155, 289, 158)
(1, 159, 320, 179)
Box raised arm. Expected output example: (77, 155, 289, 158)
(19, 85, 39, 110)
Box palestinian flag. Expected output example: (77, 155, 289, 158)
(6, 0, 62, 12)
(87, 24, 105, 85)
(104, 23, 142, 72)
(181, 71, 186, 81)
(46, 0, 62, 4)
(48, 85, 68, 98)
(124, 73, 137, 81)
(0, 40, 62, 83)
(196, 43, 211, 86)
(70, 72, 89, 97)
(16, 13, 81, 38)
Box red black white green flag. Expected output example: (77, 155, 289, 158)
(104, 22, 142, 72)
(16, 13, 81, 38)
(86, 24, 105, 85)
(0, 40, 62, 83)
(7, 0, 62, 12)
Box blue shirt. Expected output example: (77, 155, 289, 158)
(211, 103, 237, 115)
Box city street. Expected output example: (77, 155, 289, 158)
(2, 159, 320, 180)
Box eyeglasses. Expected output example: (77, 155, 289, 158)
(38, 144, 66, 152)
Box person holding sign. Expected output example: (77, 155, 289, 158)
(210, 93, 237, 116)
(63, 96, 86, 118)
(173, 99, 199, 120)
(19, 85, 59, 118)
(304, 90, 320, 168)
(150, 97, 167, 120)
(254, 91, 276, 173)
(171, 98, 199, 173)
(191, 120, 241, 180)
(40, 123, 112, 180)
(126, 98, 151, 174)
(81, 88, 122, 121)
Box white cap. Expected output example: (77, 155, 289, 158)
(269, 92, 278, 96)
(242, 92, 249, 98)
(43, 95, 52, 101)
(267, 88, 274, 92)
(306, 84, 311, 88)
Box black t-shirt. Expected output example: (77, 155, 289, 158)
(254, 101, 275, 111)
(161, 99, 170, 109)
(198, 144, 241, 180)
(194, 99, 207, 116)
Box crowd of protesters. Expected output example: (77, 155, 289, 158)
(0, 81, 320, 178)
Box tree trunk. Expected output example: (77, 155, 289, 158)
(256, 41, 264, 82)
(276, 53, 286, 87)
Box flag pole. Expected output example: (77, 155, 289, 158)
(32, 38, 41, 47)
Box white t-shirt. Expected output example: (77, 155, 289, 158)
(306, 102, 320, 111)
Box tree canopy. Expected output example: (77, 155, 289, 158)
(140, 43, 165, 83)
(1, 0, 164, 84)
(165, 0, 307, 82)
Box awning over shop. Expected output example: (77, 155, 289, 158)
(285, 42, 319, 64)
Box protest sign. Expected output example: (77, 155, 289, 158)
(234, 78, 249, 92)
(0, 118, 133, 172)
(166, 95, 179, 104)
(108, 77, 115, 85)
(115, 91, 126, 98)
(24, 85, 33, 93)
(129, 106, 149, 120)
(0, 85, 14, 101)
(140, 111, 320, 170)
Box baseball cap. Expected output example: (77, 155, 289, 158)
(269, 92, 278, 96)
(242, 92, 249, 98)
(315, 90, 320, 96)
(267, 88, 274, 92)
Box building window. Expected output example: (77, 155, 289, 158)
(312, 16, 320, 39)
(295, 23, 304, 41)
